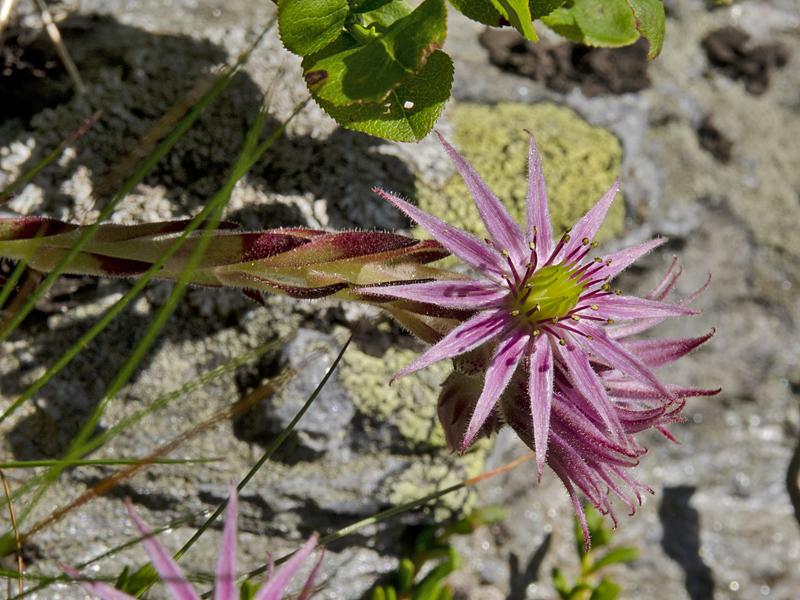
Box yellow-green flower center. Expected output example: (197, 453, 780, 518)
(511, 264, 584, 324)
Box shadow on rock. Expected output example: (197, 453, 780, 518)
(659, 485, 715, 600)
(2, 13, 417, 230)
(2, 283, 261, 459)
(508, 532, 551, 599)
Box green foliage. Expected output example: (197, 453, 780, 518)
(626, 0, 666, 58)
(277, 0, 667, 140)
(552, 504, 639, 600)
(370, 507, 505, 599)
(542, 0, 665, 57)
(278, 0, 350, 56)
(489, 0, 538, 40)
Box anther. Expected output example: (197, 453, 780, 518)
(532, 329, 541, 336)
(501, 249, 510, 258)
(510, 309, 520, 316)
(558, 338, 566, 346)
(615, 289, 622, 295)
(591, 241, 599, 248)
(551, 317, 559, 324)
(581, 237, 590, 245)
(607, 319, 615, 325)
(601, 283, 611, 292)
(605, 258, 613, 265)
(563, 234, 571, 242)
(529, 241, 536, 251)
(571, 315, 581, 321)
(594, 257, 604, 263)
(590, 304, 599, 310)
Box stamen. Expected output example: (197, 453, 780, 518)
(582, 237, 590, 245)
(590, 304, 599, 310)
(525, 303, 542, 317)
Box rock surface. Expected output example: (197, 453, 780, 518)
(0, 0, 799, 599)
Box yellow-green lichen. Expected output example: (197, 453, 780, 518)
(416, 102, 625, 249)
(385, 451, 488, 519)
(339, 341, 451, 449)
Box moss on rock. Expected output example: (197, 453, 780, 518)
(416, 102, 625, 245)
(339, 341, 451, 449)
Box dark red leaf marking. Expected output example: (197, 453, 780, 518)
(2, 217, 77, 240)
(240, 233, 309, 262)
(93, 254, 152, 277)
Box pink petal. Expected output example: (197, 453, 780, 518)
(646, 256, 681, 301)
(436, 132, 527, 266)
(604, 380, 721, 400)
(62, 566, 136, 600)
(547, 453, 591, 550)
(577, 324, 672, 399)
(525, 132, 554, 256)
(215, 484, 238, 600)
(461, 329, 528, 451)
(557, 180, 619, 262)
(358, 279, 507, 309)
(528, 336, 554, 478)
(555, 338, 625, 439)
(593, 295, 698, 320)
(297, 548, 325, 600)
(255, 534, 319, 600)
(608, 273, 710, 338)
(373, 187, 505, 276)
(125, 501, 200, 600)
(623, 329, 715, 368)
(393, 309, 510, 379)
(590, 238, 667, 282)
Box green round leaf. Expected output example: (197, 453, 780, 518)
(316, 50, 454, 142)
(448, 0, 505, 27)
(302, 0, 447, 105)
(278, 0, 349, 56)
(626, 0, 666, 58)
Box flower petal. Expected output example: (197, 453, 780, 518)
(588, 238, 667, 282)
(525, 133, 554, 256)
(555, 338, 625, 439)
(646, 256, 681, 301)
(215, 484, 238, 600)
(558, 180, 619, 262)
(577, 324, 672, 399)
(373, 187, 505, 276)
(461, 329, 528, 451)
(547, 453, 591, 549)
(592, 295, 699, 320)
(63, 566, 137, 600)
(528, 336, 554, 479)
(603, 380, 721, 400)
(622, 329, 715, 368)
(393, 309, 510, 379)
(125, 500, 200, 600)
(436, 132, 527, 266)
(255, 534, 319, 600)
(607, 273, 710, 338)
(358, 279, 507, 309)
(297, 548, 325, 600)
